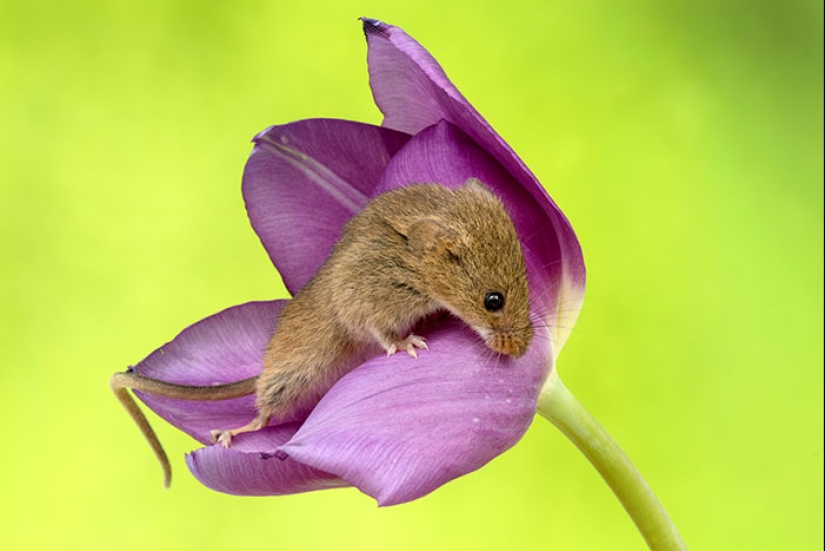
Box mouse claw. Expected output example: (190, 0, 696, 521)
(386, 334, 427, 358)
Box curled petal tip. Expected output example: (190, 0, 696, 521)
(251, 125, 274, 144)
(360, 17, 389, 36)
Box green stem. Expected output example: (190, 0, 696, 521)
(537, 370, 687, 550)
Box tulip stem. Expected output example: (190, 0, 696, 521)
(536, 370, 687, 550)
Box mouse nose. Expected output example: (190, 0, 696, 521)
(487, 330, 530, 358)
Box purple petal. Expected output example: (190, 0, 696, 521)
(133, 301, 286, 444)
(363, 19, 585, 353)
(278, 315, 551, 506)
(186, 425, 347, 496)
(362, 19, 469, 138)
(243, 119, 411, 294)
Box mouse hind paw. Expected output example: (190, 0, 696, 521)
(209, 429, 234, 448)
(209, 414, 270, 448)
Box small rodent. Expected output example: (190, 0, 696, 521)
(110, 178, 533, 487)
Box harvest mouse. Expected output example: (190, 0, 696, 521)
(110, 178, 533, 486)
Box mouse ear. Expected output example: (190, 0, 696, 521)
(462, 177, 494, 197)
(406, 218, 459, 256)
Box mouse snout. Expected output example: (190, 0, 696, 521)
(486, 326, 532, 358)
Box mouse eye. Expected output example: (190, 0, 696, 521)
(484, 291, 505, 312)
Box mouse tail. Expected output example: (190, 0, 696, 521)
(109, 371, 258, 488)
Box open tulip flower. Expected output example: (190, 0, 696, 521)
(118, 18, 685, 550)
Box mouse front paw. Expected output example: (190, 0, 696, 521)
(385, 334, 428, 358)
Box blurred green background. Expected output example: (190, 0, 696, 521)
(1, 0, 821, 549)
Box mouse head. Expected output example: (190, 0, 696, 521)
(408, 179, 533, 358)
